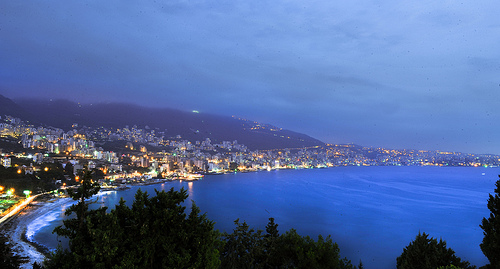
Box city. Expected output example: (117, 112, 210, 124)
(1, 113, 499, 202)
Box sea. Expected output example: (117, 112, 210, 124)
(30, 166, 496, 268)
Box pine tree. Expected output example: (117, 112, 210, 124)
(0, 234, 21, 269)
(49, 170, 101, 268)
(396, 232, 474, 269)
(220, 218, 356, 269)
(480, 176, 500, 269)
(45, 183, 220, 268)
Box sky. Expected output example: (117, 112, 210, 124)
(1, 1, 500, 154)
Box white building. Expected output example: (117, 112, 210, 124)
(2, 157, 11, 168)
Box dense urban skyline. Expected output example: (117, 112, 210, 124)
(1, 1, 500, 154)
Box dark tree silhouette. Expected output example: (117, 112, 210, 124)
(43, 177, 220, 269)
(220, 218, 356, 269)
(397, 232, 474, 269)
(480, 176, 500, 269)
(0, 234, 21, 269)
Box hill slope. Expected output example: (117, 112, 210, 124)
(6, 96, 324, 150)
(0, 94, 33, 121)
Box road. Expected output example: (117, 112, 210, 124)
(0, 194, 38, 228)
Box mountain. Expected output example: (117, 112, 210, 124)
(4, 95, 324, 150)
(0, 94, 34, 121)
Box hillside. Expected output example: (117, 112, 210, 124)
(0, 94, 34, 121)
(2, 95, 324, 150)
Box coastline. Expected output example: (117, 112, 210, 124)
(0, 186, 139, 268)
(0, 196, 73, 268)
(1, 167, 493, 268)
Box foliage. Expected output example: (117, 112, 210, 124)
(220, 218, 356, 269)
(36, 162, 66, 181)
(220, 219, 265, 268)
(48, 171, 101, 268)
(41, 170, 356, 268)
(89, 168, 104, 181)
(45, 176, 220, 269)
(63, 162, 74, 178)
(0, 165, 57, 195)
(0, 234, 22, 269)
(228, 162, 239, 171)
(396, 232, 475, 269)
(480, 176, 500, 269)
(43, 177, 354, 269)
(438, 265, 464, 269)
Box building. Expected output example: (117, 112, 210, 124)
(2, 157, 11, 168)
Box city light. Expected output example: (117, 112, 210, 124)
(23, 190, 31, 197)
(1, 109, 500, 202)
(6, 188, 14, 196)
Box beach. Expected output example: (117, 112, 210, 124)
(0, 196, 72, 268)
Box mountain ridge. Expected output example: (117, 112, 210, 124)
(0, 94, 324, 150)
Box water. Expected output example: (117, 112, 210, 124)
(31, 166, 496, 268)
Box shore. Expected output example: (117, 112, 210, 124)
(0, 181, 181, 268)
(0, 196, 72, 268)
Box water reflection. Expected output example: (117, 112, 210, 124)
(188, 182, 193, 198)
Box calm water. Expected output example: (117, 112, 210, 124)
(32, 166, 496, 268)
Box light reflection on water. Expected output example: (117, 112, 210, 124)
(32, 166, 495, 268)
(188, 181, 194, 198)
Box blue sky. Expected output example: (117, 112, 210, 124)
(1, 1, 500, 154)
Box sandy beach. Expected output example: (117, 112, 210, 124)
(0, 196, 72, 268)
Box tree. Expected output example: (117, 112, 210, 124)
(265, 217, 279, 238)
(44, 180, 220, 269)
(48, 170, 101, 268)
(220, 218, 356, 269)
(220, 219, 265, 268)
(263, 217, 280, 267)
(438, 265, 463, 269)
(0, 234, 21, 269)
(275, 229, 355, 269)
(53, 171, 100, 237)
(37, 162, 66, 182)
(229, 162, 239, 171)
(42, 173, 353, 268)
(63, 162, 74, 178)
(90, 168, 104, 182)
(110, 188, 221, 269)
(396, 232, 475, 269)
(480, 176, 500, 269)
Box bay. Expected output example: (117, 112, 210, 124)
(32, 166, 496, 268)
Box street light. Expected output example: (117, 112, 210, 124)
(6, 188, 14, 196)
(23, 190, 31, 198)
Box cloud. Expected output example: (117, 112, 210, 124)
(1, 0, 500, 154)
